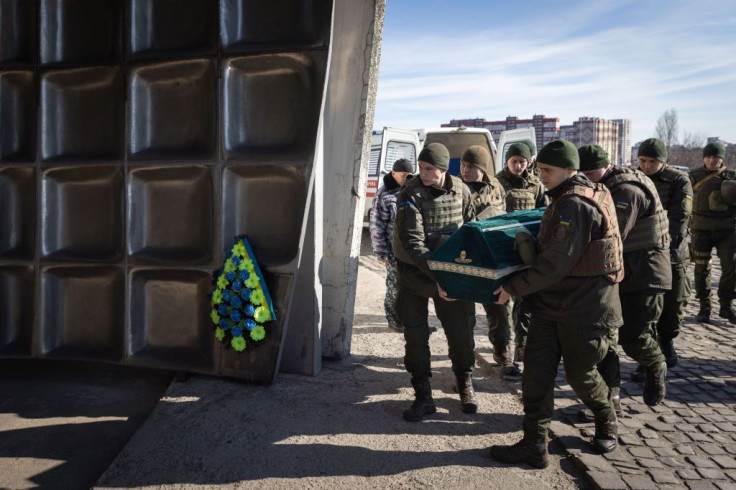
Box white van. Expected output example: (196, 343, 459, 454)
(365, 126, 536, 220)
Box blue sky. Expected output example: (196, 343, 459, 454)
(373, 0, 736, 145)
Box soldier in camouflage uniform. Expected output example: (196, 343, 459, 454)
(459, 145, 521, 377)
(637, 138, 692, 370)
(370, 158, 415, 332)
(579, 145, 671, 408)
(689, 142, 736, 324)
(490, 140, 624, 468)
(495, 142, 549, 364)
(392, 143, 477, 422)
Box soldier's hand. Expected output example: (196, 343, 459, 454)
(437, 284, 457, 302)
(494, 285, 511, 305)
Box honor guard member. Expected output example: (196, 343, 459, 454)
(637, 138, 692, 370)
(521, 138, 540, 176)
(370, 158, 415, 332)
(579, 145, 671, 408)
(689, 142, 736, 324)
(459, 145, 521, 377)
(392, 143, 478, 421)
(490, 140, 624, 468)
(496, 142, 549, 363)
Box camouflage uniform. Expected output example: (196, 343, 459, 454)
(495, 167, 549, 360)
(370, 173, 403, 329)
(647, 165, 692, 349)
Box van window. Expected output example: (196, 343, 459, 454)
(369, 147, 381, 177)
(382, 141, 416, 172)
(423, 133, 489, 159)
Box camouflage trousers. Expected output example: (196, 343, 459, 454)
(385, 258, 401, 328)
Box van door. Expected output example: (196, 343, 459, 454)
(365, 127, 420, 220)
(422, 128, 497, 177)
(495, 128, 536, 175)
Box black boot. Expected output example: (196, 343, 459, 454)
(660, 339, 678, 368)
(489, 439, 549, 469)
(643, 361, 667, 406)
(719, 304, 736, 324)
(592, 415, 618, 453)
(403, 378, 436, 422)
(455, 373, 478, 414)
(696, 305, 711, 323)
(630, 364, 646, 382)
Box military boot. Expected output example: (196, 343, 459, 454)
(592, 415, 618, 453)
(696, 305, 711, 323)
(403, 378, 436, 422)
(489, 439, 549, 469)
(643, 361, 667, 406)
(660, 339, 678, 368)
(719, 303, 736, 324)
(455, 373, 478, 414)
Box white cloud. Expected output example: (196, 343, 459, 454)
(374, 0, 736, 144)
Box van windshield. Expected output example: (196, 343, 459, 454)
(423, 133, 490, 159)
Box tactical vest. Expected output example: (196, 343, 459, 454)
(470, 176, 505, 218)
(691, 166, 736, 230)
(604, 167, 670, 253)
(497, 171, 540, 211)
(538, 184, 624, 283)
(393, 175, 467, 265)
(651, 166, 687, 211)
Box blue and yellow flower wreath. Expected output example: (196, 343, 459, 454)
(210, 236, 277, 352)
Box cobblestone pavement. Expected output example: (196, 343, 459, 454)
(504, 260, 736, 490)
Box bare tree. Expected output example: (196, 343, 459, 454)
(655, 108, 679, 150)
(672, 131, 707, 168)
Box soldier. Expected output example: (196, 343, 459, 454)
(689, 142, 736, 324)
(370, 158, 415, 333)
(459, 145, 521, 377)
(579, 145, 671, 409)
(392, 142, 478, 421)
(490, 140, 623, 468)
(495, 142, 549, 363)
(637, 138, 692, 371)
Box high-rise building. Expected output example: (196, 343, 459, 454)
(613, 119, 632, 166)
(443, 115, 560, 153)
(559, 117, 620, 166)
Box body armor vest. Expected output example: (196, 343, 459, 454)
(470, 176, 505, 218)
(691, 167, 736, 230)
(651, 166, 685, 210)
(604, 167, 670, 253)
(497, 171, 541, 211)
(538, 184, 623, 283)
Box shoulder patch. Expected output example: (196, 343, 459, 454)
(552, 222, 572, 241)
(615, 201, 629, 210)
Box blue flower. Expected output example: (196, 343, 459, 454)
(232, 280, 243, 292)
(244, 304, 255, 316)
(218, 304, 228, 316)
(219, 318, 230, 329)
(245, 319, 256, 331)
(240, 288, 251, 301)
(226, 271, 236, 282)
(230, 310, 242, 323)
(232, 326, 243, 337)
(239, 270, 250, 281)
(232, 256, 240, 267)
(230, 296, 242, 308)
(222, 290, 231, 301)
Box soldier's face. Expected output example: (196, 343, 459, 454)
(507, 156, 529, 176)
(418, 161, 445, 187)
(638, 156, 664, 176)
(704, 155, 723, 170)
(538, 163, 573, 190)
(460, 162, 483, 182)
(582, 167, 609, 183)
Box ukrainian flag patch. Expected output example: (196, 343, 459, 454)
(616, 201, 628, 210)
(559, 217, 573, 227)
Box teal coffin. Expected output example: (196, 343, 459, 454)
(427, 207, 546, 304)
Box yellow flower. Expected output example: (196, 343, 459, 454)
(232, 241, 247, 258)
(250, 289, 265, 305)
(217, 275, 229, 289)
(212, 289, 223, 304)
(224, 260, 236, 273)
(240, 258, 255, 273)
(254, 306, 271, 323)
(245, 275, 260, 289)
(250, 325, 266, 341)
(210, 310, 221, 325)
(232, 336, 246, 352)
(215, 327, 225, 341)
